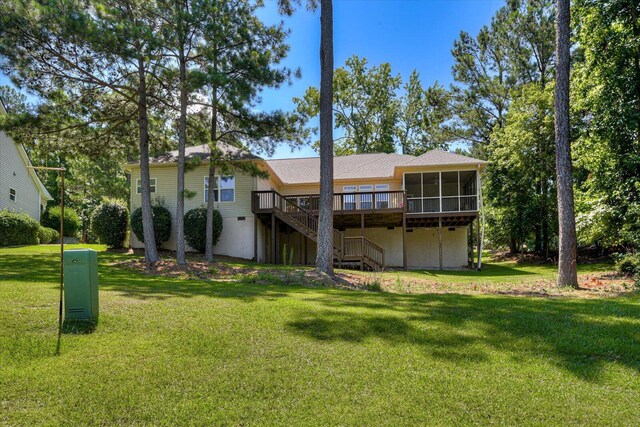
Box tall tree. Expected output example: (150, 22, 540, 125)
(572, 0, 640, 251)
(486, 84, 557, 255)
(295, 55, 401, 155)
(193, 0, 307, 262)
(554, 0, 578, 287)
(0, 0, 168, 266)
(397, 71, 452, 155)
(316, 0, 334, 275)
(450, 7, 514, 153)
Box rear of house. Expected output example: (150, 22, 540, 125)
(125, 144, 487, 270)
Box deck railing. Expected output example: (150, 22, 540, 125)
(253, 190, 478, 216)
(254, 190, 404, 214)
(343, 236, 385, 268)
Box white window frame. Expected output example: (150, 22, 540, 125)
(9, 188, 16, 202)
(136, 178, 157, 194)
(343, 185, 357, 210)
(359, 185, 373, 210)
(204, 175, 236, 203)
(375, 184, 390, 209)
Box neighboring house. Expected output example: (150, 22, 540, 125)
(0, 99, 52, 221)
(124, 144, 487, 270)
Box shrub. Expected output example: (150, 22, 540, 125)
(184, 208, 223, 253)
(0, 210, 40, 246)
(41, 206, 81, 237)
(616, 253, 640, 278)
(38, 226, 60, 244)
(91, 202, 129, 248)
(130, 205, 172, 247)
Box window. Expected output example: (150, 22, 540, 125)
(204, 176, 235, 203)
(375, 184, 389, 209)
(359, 185, 373, 210)
(136, 178, 157, 194)
(9, 188, 16, 202)
(343, 185, 356, 210)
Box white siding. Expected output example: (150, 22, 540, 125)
(0, 131, 42, 220)
(406, 227, 468, 269)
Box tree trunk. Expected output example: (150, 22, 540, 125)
(176, 41, 188, 265)
(205, 89, 218, 263)
(137, 53, 160, 266)
(554, 0, 578, 287)
(316, 0, 334, 275)
(509, 236, 517, 255)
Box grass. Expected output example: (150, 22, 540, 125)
(339, 253, 628, 296)
(1, 245, 640, 425)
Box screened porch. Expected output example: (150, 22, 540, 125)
(404, 170, 478, 214)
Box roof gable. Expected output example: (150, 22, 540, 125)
(0, 99, 53, 200)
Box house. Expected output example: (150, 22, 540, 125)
(124, 144, 487, 270)
(0, 99, 52, 221)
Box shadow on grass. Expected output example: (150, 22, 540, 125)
(62, 319, 97, 335)
(3, 250, 640, 382)
(288, 292, 640, 381)
(408, 262, 538, 279)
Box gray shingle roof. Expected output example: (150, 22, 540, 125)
(147, 143, 260, 164)
(265, 150, 486, 184)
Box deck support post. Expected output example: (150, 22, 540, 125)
(438, 217, 443, 270)
(469, 220, 474, 268)
(476, 215, 481, 270)
(402, 218, 407, 270)
(254, 215, 258, 262)
(271, 214, 276, 264)
(303, 235, 307, 265)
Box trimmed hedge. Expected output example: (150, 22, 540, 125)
(130, 206, 172, 247)
(0, 210, 40, 246)
(41, 206, 81, 237)
(38, 226, 60, 244)
(184, 208, 223, 253)
(91, 202, 128, 248)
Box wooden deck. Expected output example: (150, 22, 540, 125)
(252, 190, 478, 228)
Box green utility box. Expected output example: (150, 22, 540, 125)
(64, 249, 99, 322)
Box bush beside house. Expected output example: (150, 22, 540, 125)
(41, 206, 81, 237)
(91, 202, 129, 248)
(184, 208, 223, 253)
(0, 210, 40, 246)
(131, 206, 172, 248)
(38, 227, 60, 244)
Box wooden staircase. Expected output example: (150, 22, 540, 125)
(268, 191, 385, 271)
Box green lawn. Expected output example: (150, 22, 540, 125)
(1, 245, 640, 425)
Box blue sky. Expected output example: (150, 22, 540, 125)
(256, 0, 503, 159)
(0, 0, 504, 159)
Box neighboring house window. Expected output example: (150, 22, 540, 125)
(204, 176, 235, 203)
(343, 185, 357, 210)
(359, 185, 373, 210)
(375, 184, 390, 209)
(136, 178, 157, 194)
(9, 188, 16, 202)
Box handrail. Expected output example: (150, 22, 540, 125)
(260, 190, 345, 257)
(253, 190, 384, 270)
